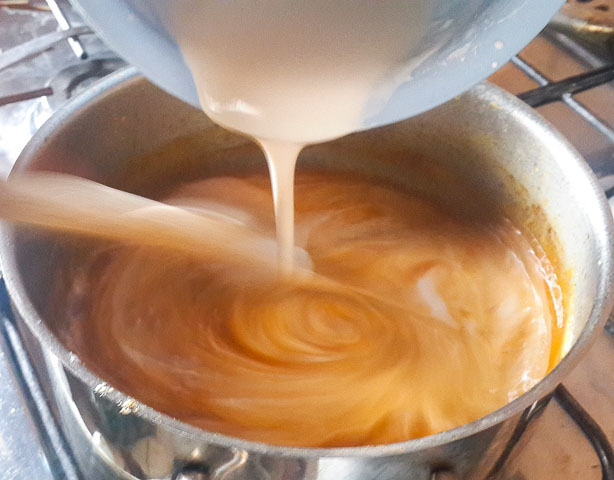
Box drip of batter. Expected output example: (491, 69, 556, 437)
(64, 172, 563, 447)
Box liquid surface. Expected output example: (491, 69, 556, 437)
(64, 172, 563, 447)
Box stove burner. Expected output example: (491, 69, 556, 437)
(44, 56, 127, 110)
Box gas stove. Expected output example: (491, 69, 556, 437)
(2, 1, 614, 479)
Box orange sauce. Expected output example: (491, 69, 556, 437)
(65, 171, 562, 447)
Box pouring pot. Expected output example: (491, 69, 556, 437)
(1, 68, 613, 480)
(69, 0, 565, 132)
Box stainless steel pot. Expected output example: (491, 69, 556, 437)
(1, 68, 613, 480)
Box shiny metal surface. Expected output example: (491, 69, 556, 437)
(0, 25, 92, 72)
(0, 310, 54, 480)
(0, 279, 81, 480)
(1, 69, 613, 479)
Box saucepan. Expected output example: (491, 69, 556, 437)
(1, 68, 612, 479)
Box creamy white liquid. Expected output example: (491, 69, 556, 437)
(259, 140, 302, 274)
(162, 1, 433, 269)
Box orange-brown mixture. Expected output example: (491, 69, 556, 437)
(65, 172, 563, 447)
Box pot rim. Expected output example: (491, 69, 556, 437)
(1, 67, 613, 458)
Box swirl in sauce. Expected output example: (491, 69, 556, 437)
(65, 172, 562, 447)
